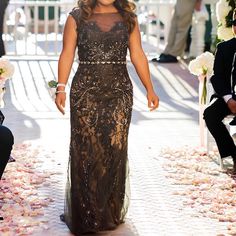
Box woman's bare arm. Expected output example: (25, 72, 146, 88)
(56, 15, 77, 114)
(129, 18, 159, 110)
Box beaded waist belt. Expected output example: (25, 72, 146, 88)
(79, 61, 126, 65)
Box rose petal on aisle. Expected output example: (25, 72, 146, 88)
(0, 143, 61, 235)
(161, 146, 236, 235)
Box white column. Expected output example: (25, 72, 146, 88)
(203, 0, 218, 50)
(189, 5, 209, 57)
(189, 0, 218, 58)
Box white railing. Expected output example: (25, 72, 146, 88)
(136, 0, 176, 49)
(4, 0, 75, 56)
(3, 0, 217, 57)
(3, 0, 177, 56)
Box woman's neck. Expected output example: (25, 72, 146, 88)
(93, 5, 118, 14)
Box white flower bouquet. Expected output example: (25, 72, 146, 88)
(188, 52, 215, 104)
(0, 58, 15, 108)
(216, 0, 235, 41)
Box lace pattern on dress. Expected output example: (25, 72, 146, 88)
(64, 8, 133, 235)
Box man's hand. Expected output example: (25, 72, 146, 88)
(227, 98, 236, 114)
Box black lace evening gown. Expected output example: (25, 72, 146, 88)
(63, 8, 133, 235)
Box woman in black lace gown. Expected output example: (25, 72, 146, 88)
(55, 0, 159, 234)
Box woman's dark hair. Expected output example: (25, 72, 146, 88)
(76, 0, 136, 33)
(226, 1, 236, 27)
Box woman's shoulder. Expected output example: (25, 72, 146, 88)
(69, 7, 81, 20)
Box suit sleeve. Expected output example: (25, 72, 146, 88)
(210, 43, 232, 96)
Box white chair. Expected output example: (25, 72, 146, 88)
(206, 81, 236, 169)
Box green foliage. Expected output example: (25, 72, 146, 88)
(48, 80, 57, 88)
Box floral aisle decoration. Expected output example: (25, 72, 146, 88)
(216, 0, 235, 41)
(0, 58, 15, 108)
(189, 51, 215, 147)
(188, 51, 215, 105)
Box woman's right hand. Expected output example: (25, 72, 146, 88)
(55, 92, 66, 115)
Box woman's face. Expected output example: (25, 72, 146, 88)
(96, 0, 116, 7)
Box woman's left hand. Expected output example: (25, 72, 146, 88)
(147, 90, 159, 111)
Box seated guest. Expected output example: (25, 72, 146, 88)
(204, 9, 236, 173)
(0, 124, 14, 179)
(152, 0, 202, 63)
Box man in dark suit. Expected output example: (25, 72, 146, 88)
(204, 9, 236, 173)
(0, 125, 14, 179)
(0, 111, 14, 179)
(0, 0, 9, 57)
(0, 118, 14, 221)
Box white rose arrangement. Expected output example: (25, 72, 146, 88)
(188, 52, 215, 104)
(216, 0, 235, 41)
(0, 58, 15, 108)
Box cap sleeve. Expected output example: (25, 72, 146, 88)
(69, 8, 80, 29)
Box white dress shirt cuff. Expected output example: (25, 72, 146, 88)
(223, 95, 232, 103)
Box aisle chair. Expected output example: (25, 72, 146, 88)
(206, 81, 236, 169)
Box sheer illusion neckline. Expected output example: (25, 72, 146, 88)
(88, 12, 124, 33)
(91, 21, 124, 33)
(92, 12, 119, 14)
